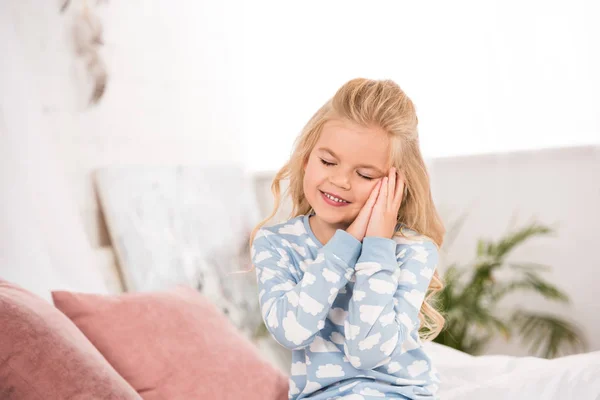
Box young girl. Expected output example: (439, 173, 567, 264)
(250, 78, 445, 400)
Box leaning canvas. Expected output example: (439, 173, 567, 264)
(95, 165, 263, 337)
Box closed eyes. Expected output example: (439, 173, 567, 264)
(319, 158, 374, 180)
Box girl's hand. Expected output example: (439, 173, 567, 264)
(346, 180, 382, 242)
(365, 168, 405, 239)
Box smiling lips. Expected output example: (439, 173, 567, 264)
(319, 190, 351, 207)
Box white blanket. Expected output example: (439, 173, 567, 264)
(424, 342, 600, 399)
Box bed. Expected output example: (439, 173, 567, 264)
(424, 341, 600, 399)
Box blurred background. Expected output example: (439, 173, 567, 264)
(1, 0, 599, 367)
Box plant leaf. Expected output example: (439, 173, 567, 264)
(489, 223, 553, 259)
(511, 310, 587, 358)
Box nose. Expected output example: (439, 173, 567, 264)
(328, 171, 351, 190)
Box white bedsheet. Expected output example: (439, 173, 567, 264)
(424, 342, 600, 399)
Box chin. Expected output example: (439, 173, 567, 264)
(313, 206, 354, 228)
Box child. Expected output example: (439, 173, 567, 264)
(250, 78, 445, 400)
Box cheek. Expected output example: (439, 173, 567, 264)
(304, 161, 324, 186)
(353, 182, 377, 205)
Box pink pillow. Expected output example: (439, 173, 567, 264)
(52, 285, 289, 400)
(0, 279, 141, 400)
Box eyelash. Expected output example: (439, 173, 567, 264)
(319, 159, 373, 180)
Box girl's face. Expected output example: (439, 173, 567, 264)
(303, 118, 391, 229)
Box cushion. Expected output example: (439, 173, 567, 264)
(52, 285, 289, 400)
(0, 279, 140, 400)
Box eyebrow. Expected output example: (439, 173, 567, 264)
(318, 147, 385, 174)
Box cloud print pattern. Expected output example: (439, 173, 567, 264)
(252, 214, 441, 400)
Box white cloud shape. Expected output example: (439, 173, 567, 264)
(407, 360, 429, 377)
(344, 321, 361, 340)
(380, 311, 395, 327)
(404, 289, 425, 309)
(298, 253, 325, 272)
(261, 297, 275, 319)
(352, 290, 366, 301)
(322, 268, 341, 283)
(401, 335, 421, 353)
(369, 278, 396, 294)
(256, 229, 274, 239)
(310, 336, 341, 353)
(327, 288, 337, 304)
(360, 388, 385, 397)
(420, 267, 434, 279)
(359, 305, 384, 325)
(259, 267, 279, 283)
(302, 272, 316, 286)
(291, 361, 306, 375)
(395, 377, 427, 385)
(411, 245, 429, 263)
(374, 356, 391, 369)
(275, 248, 289, 269)
(398, 269, 418, 284)
(289, 379, 300, 395)
(270, 281, 294, 292)
(396, 247, 408, 260)
(346, 269, 354, 281)
(395, 233, 425, 245)
(358, 332, 381, 350)
(266, 303, 279, 328)
(387, 361, 402, 374)
(306, 237, 318, 247)
(299, 292, 324, 316)
(317, 320, 325, 330)
(343, 343, 361, 368)
(355, 261, 382, 275)
(316, 363, 345, 378)
(254, 250, 272, 264)
(330, 331, 345, 345)
(343, 395, 365, 400)
(282, 311, 312, 345)
(380, 333, 398, 355)
(291, 242, 307, 256)
(286, 291, 299, 307)
(328, 307, 348, 326)
(397, 312, 415, 331)
(278, 220, 307, 236)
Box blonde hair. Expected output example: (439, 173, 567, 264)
(250, 78, 446, 341)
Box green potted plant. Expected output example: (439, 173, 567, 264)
(433, 220, 587, 359)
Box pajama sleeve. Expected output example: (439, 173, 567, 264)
(343, 235, 439, 370)
(252, 228, 361, 350)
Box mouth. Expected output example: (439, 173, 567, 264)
(319, 190, 351, 204)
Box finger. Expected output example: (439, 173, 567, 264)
(356, 180, 381, 220)
(376, 177, 388, 209)
(387, 168, 396, 210)
(394, 172, 405, 208)
(364, 179, 382, 212)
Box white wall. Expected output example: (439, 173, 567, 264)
(1, 0, 109, 300)
(1, 0, 248, 248)
(242, 0, 600, 173)
(1, 0, 247, 296)
(429, 146, 600, 356)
